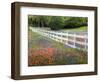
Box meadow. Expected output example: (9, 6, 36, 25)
(28, 29, 87, 66)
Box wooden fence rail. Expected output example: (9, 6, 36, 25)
(30, 27, 88, 51)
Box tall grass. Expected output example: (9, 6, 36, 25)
(28, 30, 88, 66)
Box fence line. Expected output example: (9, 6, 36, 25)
(30, 27, 88, 51)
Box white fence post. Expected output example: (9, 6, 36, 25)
(85, 36, 87, 50)
(74, 33, 76, 48)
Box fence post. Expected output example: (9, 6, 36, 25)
(66, 32, 68, 45)
(74, 33, 76, 48)
(85, 35, 87, 50)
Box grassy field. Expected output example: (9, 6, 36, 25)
(61, 26, 87, 32)
(28, 29, 88, 66)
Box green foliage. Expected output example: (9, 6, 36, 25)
(49, 17, 65, 30)
(28, 15, 88, 30)
(64, 17, 87, 29)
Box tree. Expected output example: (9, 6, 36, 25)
(28, 15, 88, 30)
(49, 16, 65, 30)
(64, 17, 88, 29)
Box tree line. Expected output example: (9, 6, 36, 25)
(28, 15, 87, 30)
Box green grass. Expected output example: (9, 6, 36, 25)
(28, 29, 88, 65)
(28, 29, 87, 52)
(61, 26, 87, 32)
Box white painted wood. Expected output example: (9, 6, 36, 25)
(30, 27, 87, 51)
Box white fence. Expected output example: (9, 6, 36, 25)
(30, 27, 88, 51)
